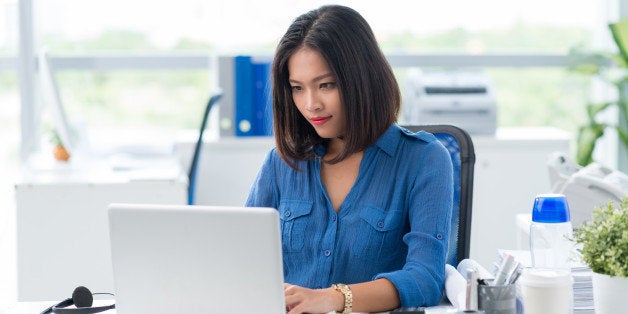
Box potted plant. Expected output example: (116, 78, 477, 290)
(50, 129, 71, 162)
(573, 196, 628, 313)
(568, 19, 628, 167)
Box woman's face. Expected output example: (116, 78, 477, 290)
(288, 46, 345, 140)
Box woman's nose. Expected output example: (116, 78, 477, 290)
(304, 91, 322, 111)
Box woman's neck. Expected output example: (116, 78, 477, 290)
(324, 138, 345, 160)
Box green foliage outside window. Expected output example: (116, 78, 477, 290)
(568, 19, 628, 166)
(41, 25, 594, 136)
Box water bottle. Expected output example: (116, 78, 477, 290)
(529, 194, 573, 269)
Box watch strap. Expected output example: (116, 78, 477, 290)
(332, 283, 353, 314)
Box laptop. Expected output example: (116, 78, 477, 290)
(108, 203, 285, 314)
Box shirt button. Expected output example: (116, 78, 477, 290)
(332, 215, 337, 222)
(436, 233, 443, 240)
(284, 211, 291, 217)
(324, 250, 331, 256)
(377, 221, 384, 228)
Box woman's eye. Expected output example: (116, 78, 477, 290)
(291, 86, 302, 92)
(320, 82, 336, 89)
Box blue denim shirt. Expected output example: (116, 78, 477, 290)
(245, 124, 453, 307)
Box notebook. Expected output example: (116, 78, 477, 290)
(107, 203, 285, 314)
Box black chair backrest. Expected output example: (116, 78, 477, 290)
(188, 93, 223, 205)
(402, 125, 476, 266)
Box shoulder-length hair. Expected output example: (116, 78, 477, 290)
(272, 4, 400, 169)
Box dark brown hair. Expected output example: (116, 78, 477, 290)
(272, 5, 400, 168)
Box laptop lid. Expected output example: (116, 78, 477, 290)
(108, 203, 285, 314)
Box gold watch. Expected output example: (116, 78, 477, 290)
(332, 283, 353, 314)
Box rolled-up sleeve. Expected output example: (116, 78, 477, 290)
(374, 139, 453, 307)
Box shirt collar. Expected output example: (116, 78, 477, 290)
(373, 124, 401, 157)
(313, 124, 400, 157)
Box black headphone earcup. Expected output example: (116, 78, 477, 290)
(45, 286, 115, 314)
(72, 286, 93, 308)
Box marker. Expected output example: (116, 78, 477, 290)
(493, 254, 516, 286)
(465, 268, 479, 311)
(506, 265, 523, 284)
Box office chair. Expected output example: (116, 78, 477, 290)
(188, 92, 223, 205)
(402, 125, 476, 266)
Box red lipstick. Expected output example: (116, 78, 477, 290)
(311, 116, 331, 125)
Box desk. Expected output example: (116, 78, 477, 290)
(3, 300, 114, 314)
(14, 154, 188, 302)
(1, 301, 458, 314)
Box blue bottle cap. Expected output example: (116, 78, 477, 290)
(531, 194, 571, 223)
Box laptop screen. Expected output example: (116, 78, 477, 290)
(108, 203, 285, 314)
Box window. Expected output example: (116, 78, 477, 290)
(25, 0, 605, 155)
(0, 0, 20, 161)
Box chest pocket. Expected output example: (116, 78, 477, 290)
(278, 200, 313, 252)
(353, 205, 403, 260)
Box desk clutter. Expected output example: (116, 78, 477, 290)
(446, 258, 516, 314)
(496, 250, 593, 313)
(447, 252, 594, 314)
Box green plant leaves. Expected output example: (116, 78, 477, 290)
(586, 102, 614, 120)
(576, 124, 604, 166)
(610, 19, 628, 65)
(574, 197, 628, 277)
(568, 19, 628, 166)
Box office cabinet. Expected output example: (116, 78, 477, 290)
(15, 156, 188, 301)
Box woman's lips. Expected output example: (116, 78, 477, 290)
(311, 116, 331, 125)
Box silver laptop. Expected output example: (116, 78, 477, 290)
(108, 203, 285, 314)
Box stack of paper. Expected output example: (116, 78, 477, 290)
(571, 266, 594, 312)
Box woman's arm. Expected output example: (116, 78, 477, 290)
(347, 278, 400, 312)
(375, 138, 454, 307)
(284, 278, 399, 314)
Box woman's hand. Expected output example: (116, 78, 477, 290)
(284, 283, 344, 314)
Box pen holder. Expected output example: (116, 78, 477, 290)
(478, 282, 516, 314)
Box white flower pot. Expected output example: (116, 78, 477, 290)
(592, 272, 628, 313)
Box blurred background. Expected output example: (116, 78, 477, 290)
(1, 0, 625, 307)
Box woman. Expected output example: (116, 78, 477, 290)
(246, 5, 453, 313)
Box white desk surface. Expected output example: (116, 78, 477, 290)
(19, 152, 187, 184)
(2, 301, 458, 314)
(3, 300, 113, 314)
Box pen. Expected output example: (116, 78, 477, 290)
(465, 268, 479, 311)
(493, 254, 516, 286)
(506, 265, 522, 284)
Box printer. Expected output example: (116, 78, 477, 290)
(547, 152, 628, 227)
(402, 70, 497, 135)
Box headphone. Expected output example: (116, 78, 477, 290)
(40, 286, 115, 314)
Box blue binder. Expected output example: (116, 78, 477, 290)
(234, 56, 273, 136)
(234, 56, 255, 136)
(253, 62, 272, 136)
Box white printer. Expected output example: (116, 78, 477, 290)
(547, 152, 628, 227)
(402, 70, 497, 135)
